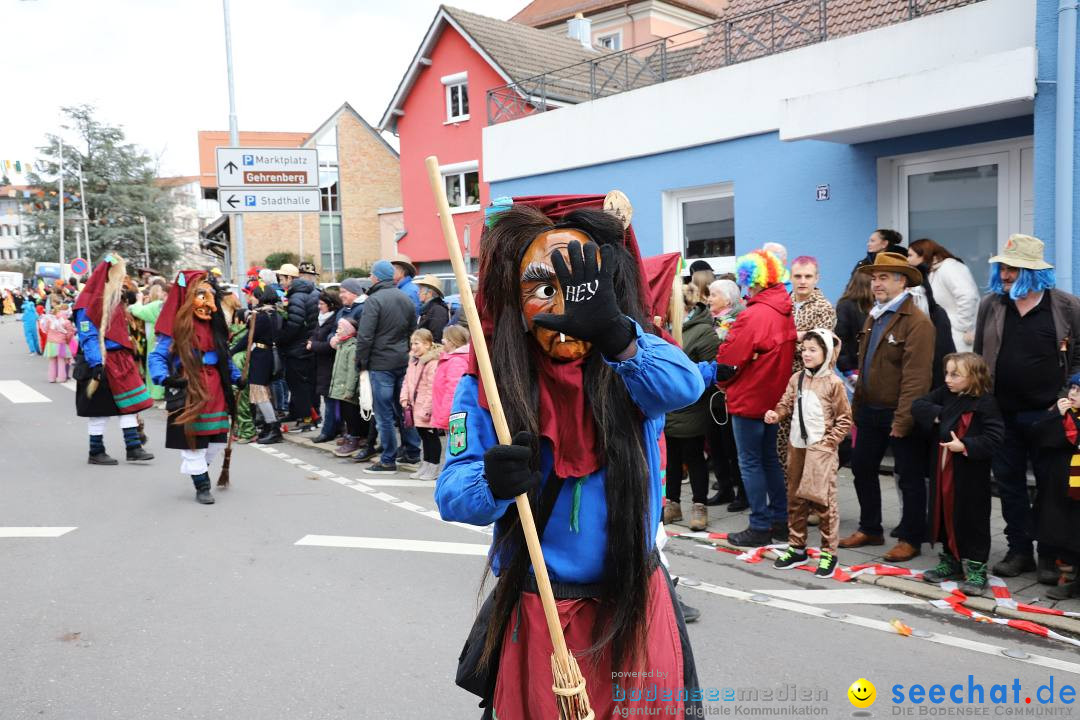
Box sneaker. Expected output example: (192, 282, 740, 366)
(352, 446, 379, 463)
(992, 552, 1036, 577)
(420, 463, 441, 481)
(397, 455, 421, 470)
(959, 559, 988, 595)
(662, 501, 683, 525)
(727, 527, 772, 547)
(409, 461, 429, 479)
(773, 546, 809, 570)
(364, 461, 398, 474)
(815, 551, 838, 578)
(923, 552, 963, 584)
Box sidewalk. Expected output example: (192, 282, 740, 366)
(663, 466, 1080, 638)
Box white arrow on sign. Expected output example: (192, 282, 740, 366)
(216, 147, 319, 188)
(219, 188, 321, 214)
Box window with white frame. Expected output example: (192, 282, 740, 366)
(442, 71, 469, 122)
(596, 31, 622, 50)
(662, 183, 736, 273)
(442, 161, 481, 211)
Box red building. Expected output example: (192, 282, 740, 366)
(379, 5, 603, 272)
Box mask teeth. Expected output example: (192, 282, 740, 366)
(560, 333, 566, 343)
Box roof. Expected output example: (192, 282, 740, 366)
(198, 130, 311, 189)
(511, 0, 727, 27)
(154, 175, 200, 189)
(379, 5, 610, 133)
(303, 101, 398, 158)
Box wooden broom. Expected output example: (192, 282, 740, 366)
(425, 156, 594, 720)
(217, 306, 256, 488)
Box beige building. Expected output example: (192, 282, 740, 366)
(198, 103, 401, 279)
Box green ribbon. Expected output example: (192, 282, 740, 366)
(570, 477, 584, 533)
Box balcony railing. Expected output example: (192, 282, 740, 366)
(487, 0, 984, 125)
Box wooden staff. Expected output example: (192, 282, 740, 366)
(425, 156, 593, 720)
(217, 311, 255, 488)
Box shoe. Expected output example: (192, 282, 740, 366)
(773, 546, 809, 570)
(838, 531, 885, 549)
(256, 423, 283, 445)
(352, 446, 379, 463)
(311, 431, 337, 444)
(336, 435, 349, 446)
(727, 527, 772, 547)
(705, 489, 734, 506)
(420, 463, 441, 481)
(333, 436, 359, 457)
(992, 552, 1036, 577)
(236, 435, 256, 444)
(195, 487, 215, 504)
(364, 461, 398, 474)
(688, 503, 708, 532)
(88, 452, 118, 466)
(662, 501, 683, 525)
(807, 513, 820, 527)
(1037, 555, 1060, 585)
(287, 421, 316, 434)
(959, 559, 988, 595)
(727, 496, 749, 512)
(770, 522, 788, 541)
(923, 552, 963, 584)
(125, 447, 155, 462)
(397, 455, 421, 470)
(889, 526, 901, 538)
(677, 595, 700, 623)
(883, 541, 921, 562)
(409, 461, 429, 479)
(1046, 580, 1080, 600)
(815, 551, 838, 578)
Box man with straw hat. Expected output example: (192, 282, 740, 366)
(435, 195, 704, 719)
(973, 234, 1080, 581)
(839, 251, 934, 563)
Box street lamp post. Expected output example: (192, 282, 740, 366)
(58, 137, 65, 268)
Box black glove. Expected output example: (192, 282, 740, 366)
(234, 376, 247, 390)
(533, 240, 635, 358)
(163, 375, 188, 390)
(715, 363, 738, 382)
(484, 431, 541, 500)
(90, 365, 104, 382)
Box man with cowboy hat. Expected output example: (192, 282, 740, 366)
(839, 251, 934, 562)
(390, 253, 421, 316)
(973, 234, 1080, 580)
(415, 274, 449, 342)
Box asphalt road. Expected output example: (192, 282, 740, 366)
(1, 317, 1079, 720)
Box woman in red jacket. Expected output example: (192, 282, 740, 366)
(711, 249, 797, 546)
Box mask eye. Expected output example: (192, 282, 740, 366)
(535, 284, 556, 300)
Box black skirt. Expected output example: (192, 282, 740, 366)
(164, 409, 228, 450)
(74, 355, 121, 418)
(247, 347, 275, 387)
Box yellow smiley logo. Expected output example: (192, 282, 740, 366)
(848, 678, 876, 708)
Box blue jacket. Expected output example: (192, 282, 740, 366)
(435, 323, 703, 584)
(397, 276, 421, 316)
(149, 335, 241, 387)
(75, 308, 123, 368)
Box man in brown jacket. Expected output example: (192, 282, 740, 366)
(839, 252, 935, 562)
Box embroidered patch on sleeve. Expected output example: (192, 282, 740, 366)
(448, 412, 468, 456)
(80, 321, 89, 332)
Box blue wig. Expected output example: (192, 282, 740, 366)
(1070, 372, 1080, 389)
(988, 263, 1055, 300)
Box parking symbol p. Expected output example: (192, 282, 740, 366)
(244, 195, 256, 207)
(242, 154, 254, 166)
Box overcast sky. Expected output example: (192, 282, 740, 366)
(4, 0, 516, 180)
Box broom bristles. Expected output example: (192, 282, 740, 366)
(217, 447, 232, 488)
(551, 652, 594, 720)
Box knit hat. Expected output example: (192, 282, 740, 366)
(372, 260, 395, 282)
(340, 277, 366, 296)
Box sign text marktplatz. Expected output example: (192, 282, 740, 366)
(216, 147, 320, 213)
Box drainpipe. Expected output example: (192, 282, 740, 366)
(1055, 0, 1077, 292)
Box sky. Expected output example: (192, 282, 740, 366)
(3, 0, 517, 180)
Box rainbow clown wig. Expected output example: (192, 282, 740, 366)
(735, 249, 789, 290)
(988, 263, 1056, 300)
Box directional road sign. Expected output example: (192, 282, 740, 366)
(218, 188, 321, 214)
(215, 147, 319, 188)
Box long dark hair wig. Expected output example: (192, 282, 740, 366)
(171, 274, 236, 427)
(476, 204, 652, 671)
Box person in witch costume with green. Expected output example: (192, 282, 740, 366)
(150, 270, 242, 504)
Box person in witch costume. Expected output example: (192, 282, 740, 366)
(149, 270, 242, 504)
(436, 195, 705, 719)
(72, 253, 155, 465)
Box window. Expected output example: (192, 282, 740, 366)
(442, 72, 469, 122)
(441, 161, 481, 211)
(662, 183, 736, 274)
(596, 31, 622, 50)
(320, 216, 342, 277)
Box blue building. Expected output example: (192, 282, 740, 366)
(482, 0, 1078, 301)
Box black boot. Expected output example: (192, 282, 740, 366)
(88, 452, 118, 466)
(193, 473, 215, 504)
(126, 446, 155, 462)
(257, 422, 283, 445)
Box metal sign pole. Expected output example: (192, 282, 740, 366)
(77, 163, 92, 266)
(223, 0, 245, 287)
(58, 137, 65, 268)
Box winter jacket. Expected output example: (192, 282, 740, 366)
(398, 276, 421, 316)
(329, 336, 359, 404)
(354, 280, 416, 371)
(278, 278, 318, 356)
(665, 304, 720, 438)
(308, 312, 338, 397)
(431, 343, 470, 430)
(231, 306, 280, 387)
(435, 323, 703, 584)
(973, 289, 1080, 394)
(772, 331, 852, 451)
(418, 297, 449, 342)
(834, 298, 868, 374)
(853, 294, 935, 437)
(399, 346, 441, 428)
(712, 283, 797, 418)
(928, 258, 980, 352)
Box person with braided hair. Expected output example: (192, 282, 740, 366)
(149, 270, 242, 504)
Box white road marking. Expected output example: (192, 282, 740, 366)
(685, 580, 1080, 676)
(360, 478, 435, 488)
(756, 588, 926, 605)
(0, 380, 51, 404)
(61, 380, 76, 392)
(295, 535, 489, 556)
(0, 527, 77, 538)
